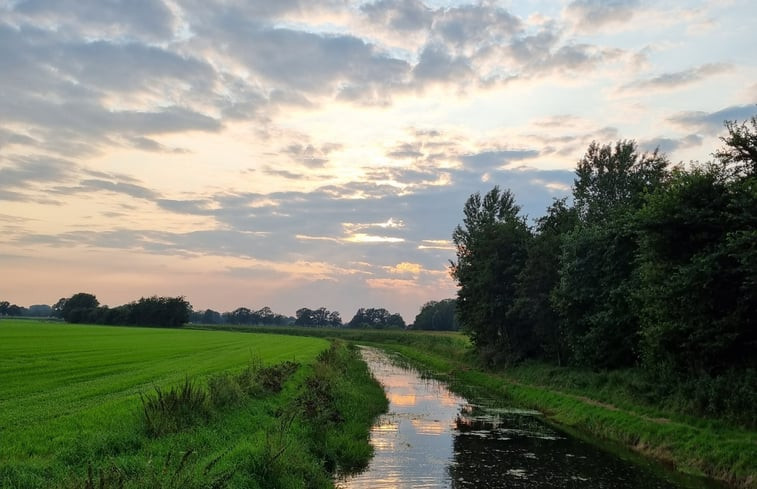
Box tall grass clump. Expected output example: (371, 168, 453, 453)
(208, 372, 244, 408)
(141, 378, 210, 437)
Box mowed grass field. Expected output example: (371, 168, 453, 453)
(0, 320, 330, 487)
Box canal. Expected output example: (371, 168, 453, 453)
(339, 347, 719, 489)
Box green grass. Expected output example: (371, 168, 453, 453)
(0, 320, 386, 488)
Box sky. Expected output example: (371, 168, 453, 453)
(1, 0, 756, 322)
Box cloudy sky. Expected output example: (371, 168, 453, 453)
(1, 0, 755, 321)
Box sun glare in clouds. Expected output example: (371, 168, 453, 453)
(1, 0, 755, 319)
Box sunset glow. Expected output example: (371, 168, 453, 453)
(1, 0, 755, 319)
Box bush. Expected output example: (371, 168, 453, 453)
(237, 360, 300, 396)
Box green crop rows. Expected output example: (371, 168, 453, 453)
(0, 320, 335, 488)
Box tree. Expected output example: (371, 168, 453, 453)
(126, 296, 190, 327)
(508, 198, 578, 364)
(60, 293, 99, 323)
(202, 309, 222, 324)
(348, 308, 405, 329)
(554, 141, 669, 368)
(412, 299, 459, 331)
(295, 307, 314, 326)
(295, 307, 341, 327)
(636, 162, 757, 376)
(225, 307, 252, 325)
(328, 310, 342, 327)
(450, 186, 530, 364)
(715, 114, 757, 177)
(255, 306, 274, 324)
(0, 301, 9, 316)
(573, 141, 668, 224)
(28, 304, 53, 317)
(52, 298, 67, 318)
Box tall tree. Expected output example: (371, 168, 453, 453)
(450, 186, 530, 365)
(508, 198, 578, 364)
(554, 141, 668, 368)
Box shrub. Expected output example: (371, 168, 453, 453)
(237, 360, 300, 396)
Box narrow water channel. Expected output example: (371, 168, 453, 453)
(339, 347, 718, 489)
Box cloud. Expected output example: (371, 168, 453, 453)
(10, 0, 176, 41)
(126, 136, 188, 154)
(281, 142, 341, 168)
(387, 142, 424, 159)
(386, 262, 423, 275)
(668, 104, 757, 135)
(196, 17, 412, 100)
(61, 40, 217, 94)
(460, 149, 540, 171)
(361, 0, 432, 32)
(418, 239, 455, 251)
(566, 0, 641, 31)
(76, 179, 160, 200)
(433, 3, 521, 48)
(0, 22, 220, 158)
(0, 156, 77, 188)
(639, 134, 703, 154)
(413, 44, 472, 82)
(0, 128, 36, 148)
(621, 63, 732, 92)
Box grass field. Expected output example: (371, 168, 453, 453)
(0, 320, 386, 488)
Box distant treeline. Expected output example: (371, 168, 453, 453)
(6, 293, 410, 330)
(0, 301, 53, 318)
(195, 305, 407, 329)
(451, 116, 757, 424)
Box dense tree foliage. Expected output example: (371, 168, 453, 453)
(58, 292, 100, 323)
(412, 299, 459, 331)
(450, 117, 757, 424)
(295, 307, 342, 327)
(508, 199, 577, 365)
(636, 164, 757, 376)
(53, 293, 190, 327)
(347, 307, 405, 329)
(554, 141, 669, 368)
(450, 186, 530, 364)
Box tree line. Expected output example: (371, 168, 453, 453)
(450, 116, 757, 424)
(0, 301, 52, 317)
(4, 293, 409, 330)
(51, 293, 191, 327)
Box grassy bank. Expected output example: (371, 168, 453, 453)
(0, 320, 387, 488)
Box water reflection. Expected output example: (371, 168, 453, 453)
(339, 347, 717, 489)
